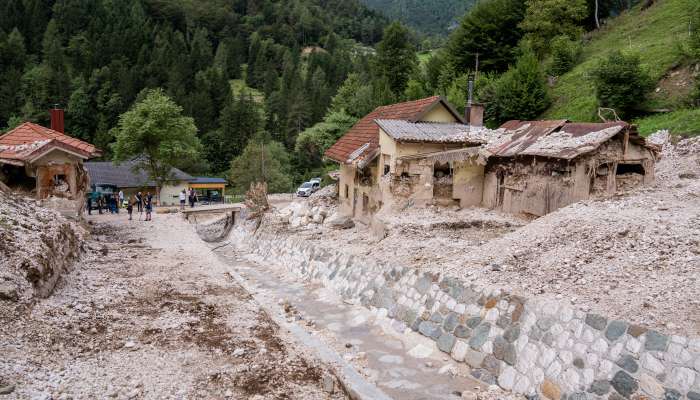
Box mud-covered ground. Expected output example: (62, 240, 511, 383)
(0, 213, 344, 400)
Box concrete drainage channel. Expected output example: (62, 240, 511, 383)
(214, 243, 486, 400)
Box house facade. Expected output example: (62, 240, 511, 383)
(0, 112, 101, 217)
(325, 98, 660, 220)
(324, 96, 487, 223)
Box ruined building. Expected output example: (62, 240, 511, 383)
(0, 110, 101, 217)
(325, 97, 660, 220)
(482, 120, 660, 216)
(324, 96, 488, 223)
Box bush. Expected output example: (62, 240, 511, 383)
(548, 35, 582, 76)
(592, 51, 654, 118)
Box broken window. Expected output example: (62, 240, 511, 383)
(433, 161, 454, 199)
(616, 163, 645, 175)
(53, 174, 70, 193)
(382, 154, 391, 176)
(0, 164, 36, 193)
(344, 184, 349, 198)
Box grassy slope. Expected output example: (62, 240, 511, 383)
(543, 0, 693, 123)
(634, 108, 700, 136)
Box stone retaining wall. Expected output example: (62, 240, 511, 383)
(233, 229, 700, 400)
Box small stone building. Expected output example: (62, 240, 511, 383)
(0, 115, 101, 217)
(324, 96, 487, 223)
(481, 120, 660, 216)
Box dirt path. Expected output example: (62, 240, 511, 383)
(0, 213, 344, 400)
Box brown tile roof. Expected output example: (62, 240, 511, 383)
(324, 96, 462, 164)
(0, 122, 101, 163)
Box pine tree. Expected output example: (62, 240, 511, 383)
(374, 22, 417, 96)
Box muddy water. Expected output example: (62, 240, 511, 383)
(215, 247, 486, 400)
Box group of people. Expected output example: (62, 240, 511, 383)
(179, 188, 199, 210)
(87, 191, 154, 221)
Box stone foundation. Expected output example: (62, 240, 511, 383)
(232, 229, 700, 399)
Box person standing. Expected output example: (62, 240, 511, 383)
(144, 192, 153, 221)
(118, 190, 124, 211)
(97, 195, 103, 214)
(126, 196, 134, 220)
(86, 196, 92, 216)
(136, 192, 143, 213)
(179, 189, 186, 211)
(188, 189, 195, 208)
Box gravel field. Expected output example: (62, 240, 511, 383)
(272, 136, 700, 337)
(0, 212, 344, 400)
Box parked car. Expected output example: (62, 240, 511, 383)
(296, 181, 320, 197)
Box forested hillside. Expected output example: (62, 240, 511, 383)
(0, 0, 388, 188)
(359, 0, 475, 37)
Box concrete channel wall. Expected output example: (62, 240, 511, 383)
(232, 228, 700, 400)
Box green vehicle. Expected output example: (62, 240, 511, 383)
(86, 183, 118, 210)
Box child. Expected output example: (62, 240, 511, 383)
(127, 196, 134, 220)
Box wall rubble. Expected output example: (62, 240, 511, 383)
(232, 229, 700, 400)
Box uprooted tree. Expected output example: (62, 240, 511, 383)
(244, 181, 269, 220)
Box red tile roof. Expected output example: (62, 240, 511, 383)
(0, 122, 101, 163)
(324, 96, 461, 164)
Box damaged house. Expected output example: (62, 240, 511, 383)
(324, 96, 488, 222)
(481, 120, 660, 216)
(325, 98, 660, 220)
(0, 110, 101, 217)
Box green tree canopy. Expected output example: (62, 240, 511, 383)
(592, 51, 653, 118)
(520, 0, 588, 56)
(330, 73, 375, 118)
(112, 88, 202, 199)
(489, 51, 551, 124)
(446, 0, 526, 74)
(229, 138, 293, 194)
(374, 22, 418, 96)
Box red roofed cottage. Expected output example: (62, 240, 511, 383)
(0, 110, 102, 216)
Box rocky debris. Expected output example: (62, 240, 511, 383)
(0, 213, 347, 400)
(0, 190, 85, 302)
(324, 213, 354, 229)
(281, 201, 332, 229)
(0, 282, 18, 302)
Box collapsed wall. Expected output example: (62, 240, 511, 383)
(227, 225, 700, 400)
(0, 189, 84, 302)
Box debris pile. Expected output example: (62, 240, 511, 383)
(278, 184, 338, 229)
(0, 190, 84, 302)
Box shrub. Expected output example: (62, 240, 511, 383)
(548, 35, 582, 76)
(592, 51, 654, 118)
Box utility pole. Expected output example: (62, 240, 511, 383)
(474, 52, 480, 81)
(261, 141, 265, 182)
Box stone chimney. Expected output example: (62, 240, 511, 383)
(50, 108, 65, 133)
(469, 103, 484, 128)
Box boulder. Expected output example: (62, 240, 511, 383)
(324, 213, 355, 229)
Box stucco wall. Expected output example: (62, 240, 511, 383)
(422, 104, 460, 123)
(160, 181, 188, 206)
(453, 161, 485, 207)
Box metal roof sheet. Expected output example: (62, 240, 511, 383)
(487, 120, 642, 159)
(324, 96, 462, 164)
(374, 119, 487, 144)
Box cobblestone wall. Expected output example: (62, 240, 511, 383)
(236, 230, 700, 400)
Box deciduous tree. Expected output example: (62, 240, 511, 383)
(112, 88, 202, 201)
